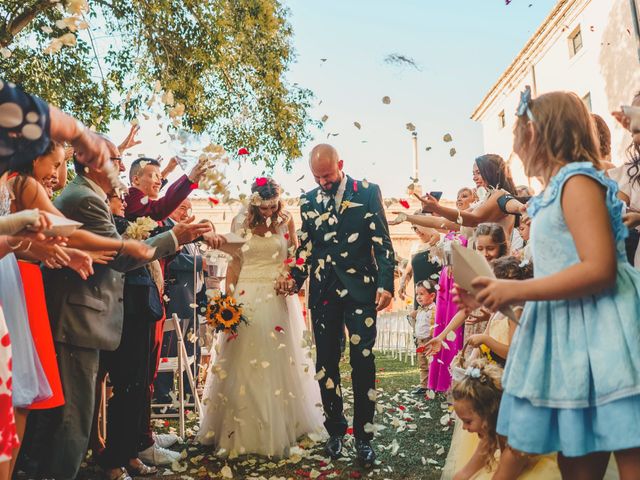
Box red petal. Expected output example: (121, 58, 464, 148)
(284, 233, 290, 240)
(284, 258, 294, 264)
(398, 405, 406, 411)
(296, 257, 305, 265)
(349, 472, 362, 479)
(0, 334, 9, 347)
(275, 326, 285, 333)
(353, 180, 358, 192)
(346, 427, 354, 435)
(161, 357, 168, 363)
(238, 147, 249, 155)
(323, 300, 329, 305)
(208, 197, 219, 205)
(416, 346, 426, 353)
(399, 199, 410, 209)
(256, 177, 268, 186)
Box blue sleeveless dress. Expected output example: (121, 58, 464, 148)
(497, 162, 640, 457)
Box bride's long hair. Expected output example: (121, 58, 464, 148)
(245, 177, 288, 229)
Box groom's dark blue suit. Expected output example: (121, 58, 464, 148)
(292, 175, 395, 441)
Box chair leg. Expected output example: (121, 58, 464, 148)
(180, 343, 202, 414)
(177, 340, 185, 438)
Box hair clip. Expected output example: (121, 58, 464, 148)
(516, 85, 535, 122)
(465, 367, 481, 379)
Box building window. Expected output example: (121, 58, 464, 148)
(498, 110, 506, 129)
(582, 92, 592, 112)
(569, 26, 583, 57)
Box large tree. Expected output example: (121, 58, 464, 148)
(0, 0, 315, 169)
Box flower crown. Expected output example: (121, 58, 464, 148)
(249, 189, 281, 207)
(516, 85, 535, 122)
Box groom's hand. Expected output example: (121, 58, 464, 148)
(375, 288, 392, 311)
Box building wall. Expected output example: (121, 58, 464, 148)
(475, 0, 640, 186)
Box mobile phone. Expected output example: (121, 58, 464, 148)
(429, 191, 443, 200)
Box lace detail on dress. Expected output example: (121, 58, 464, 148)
(527, 162, 628, 243)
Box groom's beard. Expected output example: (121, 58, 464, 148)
(320, 180, 341, 196)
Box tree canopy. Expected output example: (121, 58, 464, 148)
(0, 0, 315, 169)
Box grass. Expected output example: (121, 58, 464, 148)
(78, 352, 453, 479)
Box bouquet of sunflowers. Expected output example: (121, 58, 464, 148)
(202, 292, 248, 334)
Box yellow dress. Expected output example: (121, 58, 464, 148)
(442, 309, 620, 479)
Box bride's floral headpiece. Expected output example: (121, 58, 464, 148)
(249, 177, 282, 207)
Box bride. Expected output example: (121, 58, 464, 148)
(196, 177, 324, 457)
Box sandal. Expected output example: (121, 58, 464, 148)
(105, 467, 132, 480)
(127, 461, 158, 476)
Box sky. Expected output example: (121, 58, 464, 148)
(109, 0, 558, 200)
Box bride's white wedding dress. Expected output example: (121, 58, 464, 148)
(196, 224, 324, 457)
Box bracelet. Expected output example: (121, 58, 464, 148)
(116, 239, 125, 255)
(22, 240, 32, 252)
(455, 209, 463, 225)
(6, 238, 23, 250)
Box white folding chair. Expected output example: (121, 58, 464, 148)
(151, 314, 202, 437)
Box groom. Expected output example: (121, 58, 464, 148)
(287, 144, 395, 467)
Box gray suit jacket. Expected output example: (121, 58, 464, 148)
(43, 175, 177, 351)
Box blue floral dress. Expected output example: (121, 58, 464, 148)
(497, 162, 640, 457)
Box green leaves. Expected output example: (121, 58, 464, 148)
(0, 0, 314, 169)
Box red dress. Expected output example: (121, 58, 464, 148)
(0, 306, 18, 461)
(17, 262, 64, 409)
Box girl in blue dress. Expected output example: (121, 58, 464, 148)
(462, 89, 640, 479)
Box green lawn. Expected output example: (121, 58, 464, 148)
(79, 353, 453, 479)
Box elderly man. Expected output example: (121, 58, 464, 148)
(35, 139, 207, 480)
(288, 144, 395, 468)
(123, 157, 224, 465)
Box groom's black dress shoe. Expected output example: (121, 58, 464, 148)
(324, 435, 344, 459)
(355, 439, 376, 468)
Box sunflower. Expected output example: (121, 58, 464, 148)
(479, 344, 494, 363)
(214, 300, 242, 329)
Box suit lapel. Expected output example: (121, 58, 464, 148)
(337, 176, 357, 232)
(306, 188, 332, 238)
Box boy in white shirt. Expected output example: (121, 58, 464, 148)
(408, 280, 436, 395)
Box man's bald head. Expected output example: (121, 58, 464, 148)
(309, 144, 344, 193)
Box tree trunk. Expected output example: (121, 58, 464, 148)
(1, 1, 54, 48)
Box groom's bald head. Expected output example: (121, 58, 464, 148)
(309, 144, 343, 193)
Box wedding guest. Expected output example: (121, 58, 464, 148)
(397, 220, 440, 308)
(610, 91, 640, 267)
(415, 154, 517, 243)
(463, 89, 640, 477)
(99, 194, 211, 477)
(155, 199, 205, 406)
(407, 281, 436, 395)
(0, 80, 112, 175)
(31, 143, 183, 480)
(592, 113, 615, 169)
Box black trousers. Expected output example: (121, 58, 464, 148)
(310, 276, 377, 441)
(99, 295, 153, 468)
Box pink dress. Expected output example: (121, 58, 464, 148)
(427, 233, 467, 392)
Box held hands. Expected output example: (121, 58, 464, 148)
(274, 275, 296, 296)
(375, 288, 393, 311)
(202, 232, 227, 250)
